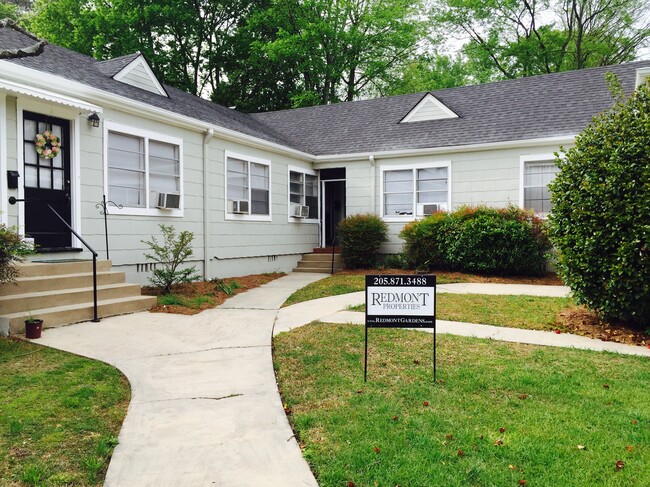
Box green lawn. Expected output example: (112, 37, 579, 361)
(274, 323, 650, 487)
(348, 293, 574, 331)
(283, 273, 463, 307)
(0, 338, 129, 486)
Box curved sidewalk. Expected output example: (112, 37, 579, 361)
(275, 284, 650, 357)
(37, 272, 324, 487)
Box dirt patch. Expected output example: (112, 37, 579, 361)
(556, 308, 650, 347)
(340, 268, 564, 285)
(143, 273, 285, 315)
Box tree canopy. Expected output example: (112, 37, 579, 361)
(7, 0, 650, 110)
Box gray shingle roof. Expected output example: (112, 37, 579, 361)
(96, 53, 142, 77)
(252, 61, 650, 155)
(1, 27, 296, 149)
(0, 19, 46, 59)
(2, 21, 648, 157)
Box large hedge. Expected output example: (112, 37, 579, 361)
(400, 206, 550, 276)
(549, 79, 650, 325)
(338, 214, 388, 268)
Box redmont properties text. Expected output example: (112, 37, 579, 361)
(370, 292, 429, 309)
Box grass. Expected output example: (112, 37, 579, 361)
(348, 294, 574, 331)
(274, 323, 650, 487)
(0, 338, 129, 486)
(283, 273, 463, 307)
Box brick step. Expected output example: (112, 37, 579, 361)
(17, 260, 112, 277)
(4, 295, 157, 335)
(0, 271, 126, 296)
(312, 247, 340, 254)
(0, 283, 143, 314)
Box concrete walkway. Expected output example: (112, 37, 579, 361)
(33, 275, 648, 487)
(275, 284, 650, 357)
(37, 272, 324, 487)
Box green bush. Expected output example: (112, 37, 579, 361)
(0, 224, 34, 285)
(549, 78, 650, 325)
(400, 206, 550, 276)
(142, 224, 201, 293)
(338, 214, 388, 269)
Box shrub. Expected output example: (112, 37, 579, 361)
(0, 224, 34, 285)
(400, 206, 550, 276)
(142, 224, 201, 293)
(549, 78, 650, 325)
(338, 214, 388, 269)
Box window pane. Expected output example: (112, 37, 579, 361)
(384, 170, 413, 216)
(150, 140, 179, 176)
(24, 120, 37, 140)
(305, 175, 318, 196)
(251, 163, 269, 189)
(39, 167, 51, 189)
(25, 165, 37, 187)
(418, 190, 447, 204)
(53, 169, 64, 190)
(417, 167, 447, 180)
(227, 158, 249, 204)
(109, 168, 145, 207)
(524, 161, 559, 214)
(251, 188, 269, 215)
(108, 132, 145, 171)
(24, 147, 37, 165)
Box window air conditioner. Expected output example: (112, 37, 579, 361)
(293, 205, 310, 218)
(418, 203, 444, 216)
(156, 192, 181, 210)
(231, 200, 249, 214)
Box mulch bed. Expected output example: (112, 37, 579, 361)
(142, 273, 285, 315)
(556, 308, 650, 348)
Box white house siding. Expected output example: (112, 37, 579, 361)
(93, 108, 206, 284)
(3, 96, 19, 226)
(205, 139, 319, 278)
(331, 142, 572, 254)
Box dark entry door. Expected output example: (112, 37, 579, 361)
(23, 111, 72, 249)
(323, 180, 346, 246)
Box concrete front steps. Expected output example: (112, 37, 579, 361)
(0, 260, 156, 336)
(293, 250, 344, 273)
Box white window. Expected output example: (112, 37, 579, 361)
(521, 157, 560, 216)
(226, 152, 271, 221)
(382, 163, 450, 220)
(288, 167, 318, 220)
(105, 122, 182, 215)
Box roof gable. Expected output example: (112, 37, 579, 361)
(400, 93, 458, 123)
(113, 54, 168, 97)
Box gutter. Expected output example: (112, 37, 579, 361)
(203, 128, 214, 279)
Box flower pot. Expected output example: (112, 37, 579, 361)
(25, 319, 43, 339)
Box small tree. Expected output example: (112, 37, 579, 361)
(338, 214, 388, 269)
(549, 78, 650, 325)
(0, 224, 35, 285)
(142, 224, 200, 293)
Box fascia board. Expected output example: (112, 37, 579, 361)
(312, 135, 576, 165)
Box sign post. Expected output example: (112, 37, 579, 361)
(364, 274, 437, 382)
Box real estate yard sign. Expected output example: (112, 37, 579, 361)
(365, 275, 437, 382)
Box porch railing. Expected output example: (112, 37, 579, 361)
(8, 196, 100, 322)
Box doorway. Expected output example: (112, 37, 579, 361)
(23, 111, 72, 250)
(321, 168, 346, 247)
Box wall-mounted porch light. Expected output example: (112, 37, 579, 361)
(87, 112, 100, 128)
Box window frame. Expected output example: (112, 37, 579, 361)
(225, 150, 272, 222)
(287, 165, 319, 223)
(380, 161, 451, 222)
(104, 121, 183, 217)
(519, 154, 560, 218)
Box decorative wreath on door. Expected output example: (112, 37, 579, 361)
(34, 130, 61, 160)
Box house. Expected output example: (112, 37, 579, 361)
(2, 19, 650, 286)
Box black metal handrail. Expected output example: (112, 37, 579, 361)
(9, 197, 100, 322)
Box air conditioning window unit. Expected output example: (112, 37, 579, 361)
(292, 205, 310, 218)
(156, 192, 181, 210)
(418, 203, 445, 216)
(231, 200, 249, 214)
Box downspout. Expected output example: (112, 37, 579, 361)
(369, 155, 376, 214)
(202, 128, 214, 279)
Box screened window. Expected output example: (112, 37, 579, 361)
(107, 130, 180, 209)
(383, 166, 449, 217)
(227, 155, 270, 216)
(523, 161, 559, 215)
(289, 170, 318, 219)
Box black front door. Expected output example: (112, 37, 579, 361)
(23, 111, 72, 250)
